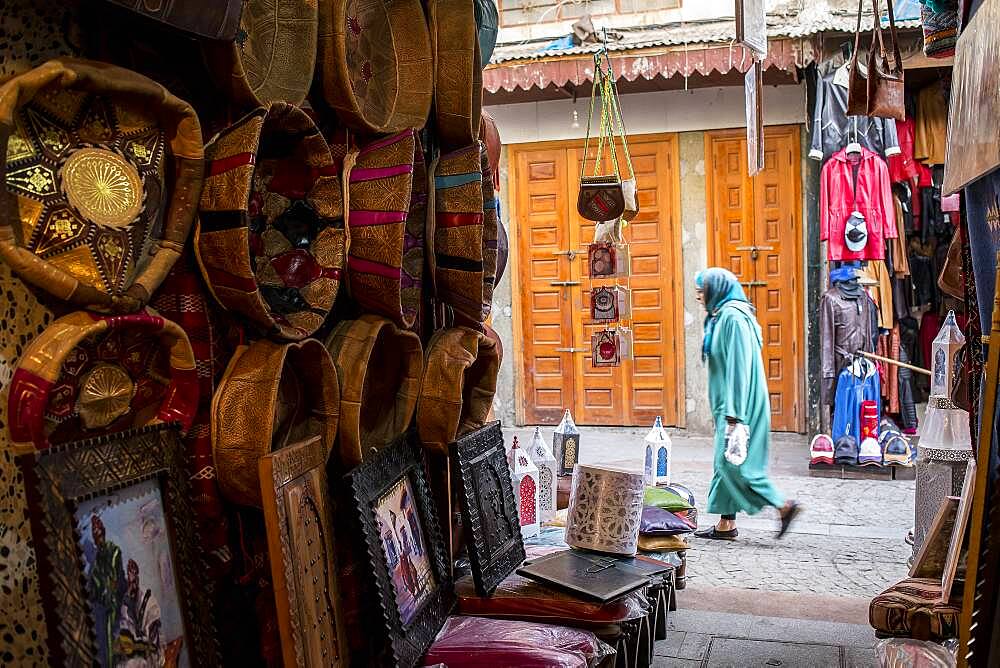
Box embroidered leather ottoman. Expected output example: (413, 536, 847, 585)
(0, 58, 204, 312)
(869, 577, 961, 642)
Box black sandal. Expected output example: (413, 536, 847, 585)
(777, 501, 801, 539)
(693, 525, 738, 541)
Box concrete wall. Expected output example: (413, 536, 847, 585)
(488, 83, 811, 433)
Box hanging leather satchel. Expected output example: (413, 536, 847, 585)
(866, 0, 905, 120)
(846, 0, 869, 116)
(577, 175, 626, 221)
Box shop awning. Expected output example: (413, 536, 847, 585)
(483, 37, 812, 96)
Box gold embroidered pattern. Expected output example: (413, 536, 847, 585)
(33, 208, 88, 256)
(76, 363, 135, 429)
(7, 164, 57, 197)
(61, 148, 142, 229)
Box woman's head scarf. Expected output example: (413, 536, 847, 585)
(695, 267, 757, 360)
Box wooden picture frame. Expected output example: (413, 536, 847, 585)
(16, 424, 218, 666)
(745, 59, 764, 177)
(346, 432, 454, 668)
(451, 421, 526, 597)
(910, 496, 959, 579)
(260, 436, 348, 667)
(736, 0, 768, 57)
(942, 459, 976, 603)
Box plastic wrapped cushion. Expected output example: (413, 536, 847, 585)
(423, 616, 615, 668)
(875, 638, 956, 667)
(456, 573, 649, 626)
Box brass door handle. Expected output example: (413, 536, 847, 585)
(740, 281, 767, 287)
(550, 281, 582, 287)
(552, 250, 579, 260)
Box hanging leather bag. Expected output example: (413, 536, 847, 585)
(866, 0, 905, 120)
(846, 0, 869, 116)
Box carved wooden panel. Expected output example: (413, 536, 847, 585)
(260, 436, 346, 667)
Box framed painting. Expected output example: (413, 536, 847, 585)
(16, 424, 217, 667)
(736, 0, 767, 57)
(346, 431, 454, 667)
(451, 421, 526, 596)
(260, 436, 348, 667)
(942, 459, 977, 602)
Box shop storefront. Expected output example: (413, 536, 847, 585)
(0, 0, 997, 667)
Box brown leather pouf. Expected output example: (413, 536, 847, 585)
(0, 58, 204, 312)
(212, 337, 340, 507)
(417, 326, 501, 454)
(325, 314, 423, 467)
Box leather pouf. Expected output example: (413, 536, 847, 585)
(324, 314, 422, 467)
(317, 0, 433, 133)
(0, 58, 204, 312)
(417, 326, 500, 454)
(430, 0, 482, 150)
(7, 309, 199, 453)
(346, 129, 425, 327)
(196, 102, 344, 341)
(212, 337, 340, 507)
(203, 0, 319, 108)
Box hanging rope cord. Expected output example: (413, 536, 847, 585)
(580, 48, 636, 186)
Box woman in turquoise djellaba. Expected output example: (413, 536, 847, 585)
(692, 268, 800, 540)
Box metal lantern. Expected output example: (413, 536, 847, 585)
(930, 310, 966, 399)
(509, 436, 540, 538)
(527, 426, 558, 523)
(643, 415, 672, 486)
(552, 409, 580, 476)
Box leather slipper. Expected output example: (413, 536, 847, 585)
(777, 501, 801, 539)
(693, 526, 738, 541)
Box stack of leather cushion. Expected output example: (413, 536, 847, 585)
(638, 487, 695, 553)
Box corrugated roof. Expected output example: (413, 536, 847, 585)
(491, 0, 921, 64)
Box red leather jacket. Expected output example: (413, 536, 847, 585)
(820, 147, 897, 261)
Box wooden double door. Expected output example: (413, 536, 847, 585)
(512, 134, 685, 427)
(704, 126, 804, 432)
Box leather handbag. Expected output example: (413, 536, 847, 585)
(212, 338, 340, 507)
(7, 310, 199, 453)
(577, 176, 626, 221)
(846, 0, 869, 116)
(577, 50, 637, 222)
(866, 0, 905, 120)
(102, 0, 244, 40)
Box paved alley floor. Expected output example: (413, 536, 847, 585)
(508, 426, 914, 666)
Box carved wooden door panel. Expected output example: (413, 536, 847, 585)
(513, 135, 684, 427)
(514, 148, 576, 425)
(705, 126, 804, 432)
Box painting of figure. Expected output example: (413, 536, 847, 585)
(374, 477, 435, 626)
(76, 478, 188, 668)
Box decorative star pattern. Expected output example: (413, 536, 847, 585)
(3, 87, 166, 295)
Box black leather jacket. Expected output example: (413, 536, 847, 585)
(809, 69, 901, 161)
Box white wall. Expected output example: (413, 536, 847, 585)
(485, 83, 808, 145)
(497, 0, 761, 43)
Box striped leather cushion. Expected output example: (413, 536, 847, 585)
(869, 577, 960, 641)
